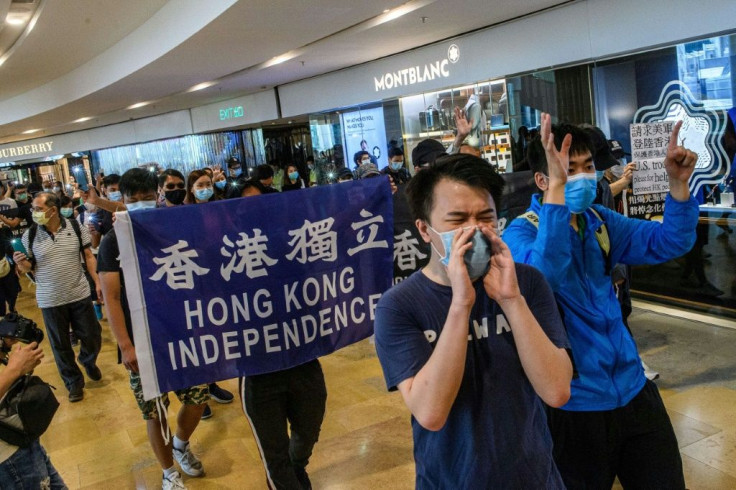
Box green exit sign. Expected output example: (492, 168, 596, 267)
(219, 105, 244, 121)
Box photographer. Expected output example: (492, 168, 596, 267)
(0, 339, 66, 488)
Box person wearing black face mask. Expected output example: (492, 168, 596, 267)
(157, 169, 187, 207)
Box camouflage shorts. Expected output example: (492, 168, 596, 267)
(129, 371, 209, 420)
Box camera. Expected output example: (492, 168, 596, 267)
(0, 313, 44, 344)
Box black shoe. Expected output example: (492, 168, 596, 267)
(85, 364, 102, 381)
(201, 404, 213, 420)
(208, 383, 234, 404)
(69, 386, 84, 402)
(294, 466, 312, 490)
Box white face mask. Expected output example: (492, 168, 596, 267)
(126, 200, 157, 212)
(609, 165, 624, 179)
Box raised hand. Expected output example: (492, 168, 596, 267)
(664, 121, 697, 185)
(454, 106, 472, 140)
(540, 112, 571, 186)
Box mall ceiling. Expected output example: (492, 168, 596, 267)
(0, 0, 571, 144)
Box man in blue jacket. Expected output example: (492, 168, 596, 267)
(504, 113, 698, 490)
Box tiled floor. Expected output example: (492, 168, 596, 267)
(14, 280, 736, 489)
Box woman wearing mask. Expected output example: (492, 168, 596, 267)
(185, 170, 216, 204)
(213, 169, 227, 200)
(157, 169, 187, 208)
(281, 164, 306, 192)
(59, 196, 77, 220)
(184, 168, 234, 412)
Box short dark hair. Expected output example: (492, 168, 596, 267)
(354, 151, 371, 164)
(157, 169, 185, 188)
(37, 191, 60, 211)
(14, 183, 27, 190)
(306, 155, 314, 163)
(388, 147, 404, 159)
(120, 168, 158, 197)
(224, 179, 267, 199)
(254, 164, 274, 181)
(227, 157, 241, 168)
(406, 154, 505, 224)
(60, 195, 73, 207)
(527, 123, 594, 175)
(102, 174, 121, 187)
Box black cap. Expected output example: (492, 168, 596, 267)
(411, 139, 446, 168)
(582, 126, 622, 171)
(337, 168, 354, 180)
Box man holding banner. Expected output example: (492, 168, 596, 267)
(375, 154, 573, 488)
(98, 169, 209, 490)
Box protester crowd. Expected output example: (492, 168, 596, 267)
(0, 109, 701, 490)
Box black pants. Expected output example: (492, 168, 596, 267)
(240, 360, 327, 490)
(547, 380, 685, 490)
(41, 297, 102, 392)
(0, 271, 20, 316)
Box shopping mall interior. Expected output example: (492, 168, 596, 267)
(1, 0, 736, 488)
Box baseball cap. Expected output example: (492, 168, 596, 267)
(582, 126, 623, 171)
(411, 139, 446, 168)
(356, 163, 381, 179)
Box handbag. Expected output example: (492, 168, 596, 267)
(0, 374, 59, 447)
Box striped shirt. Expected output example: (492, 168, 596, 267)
(21, 218, 92, 308)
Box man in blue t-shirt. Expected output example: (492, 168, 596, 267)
(374, 154, 573, 489)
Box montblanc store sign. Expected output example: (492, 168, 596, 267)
(374, 44, 460, 92)
(0, 140, 54, 159)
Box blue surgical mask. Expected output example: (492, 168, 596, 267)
(52, 186, 61, 193)
(214, 180, 226, 190)
(231, 168, 242, 177)
(595, 170, 605, 182)
(126, 200, 157, 212)
(390, 161, 404, 171)
(428, 225, 492, 280)
(107, 191, 122, 202)
(565, 172, 598, 214)
(61, 208, 74, 218)
(288, 171, 299, 180)
(194, 188, 214, 201)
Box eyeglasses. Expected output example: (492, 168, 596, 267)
(164, 183, 185, 190)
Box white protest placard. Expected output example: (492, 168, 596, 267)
(630, 122, 674, 196)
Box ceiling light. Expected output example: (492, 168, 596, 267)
(262, 51, 300, 69)
(5, 12, 31, 26)
(22, 129, 39, 134)
(187, 81, 217, 92)
(73, 117, 92, 123)
(383, 9, 390, 13)
(127, 101, 150, 109)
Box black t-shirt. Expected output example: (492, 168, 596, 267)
(96, 229, 134, 346)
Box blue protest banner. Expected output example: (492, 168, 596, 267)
(114, 178, 393, 400)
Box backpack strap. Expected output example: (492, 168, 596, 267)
(66, 217, 85, 253)
(27, 223, 37, 259)
(516, 209, 612, 276)
(589, 207, 611, 276)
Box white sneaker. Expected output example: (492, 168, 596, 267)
(642, 361, 660, 381)
(162, 470, 187, 490)
(173, 444, 204, 477)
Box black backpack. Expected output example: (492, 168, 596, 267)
(27, 217, 85, 257)
(0, 374, 59, 447)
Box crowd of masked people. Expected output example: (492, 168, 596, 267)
(0, 105, 709, 489)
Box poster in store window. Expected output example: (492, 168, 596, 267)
(341, 107, 388, 170)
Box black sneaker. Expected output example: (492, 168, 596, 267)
(208, 383, 233, 404)
(294, 466, 312, 490)
(69, 386, 84, 402)
(201, 404, 213, 420)
(85, 364, 102, 381)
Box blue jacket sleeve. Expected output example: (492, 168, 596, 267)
(504, 203, 572, 292)
(597, 194, 699, 266)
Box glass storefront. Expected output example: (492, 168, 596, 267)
(91, 131, 242, 177)
(593, 33, 736, 318)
